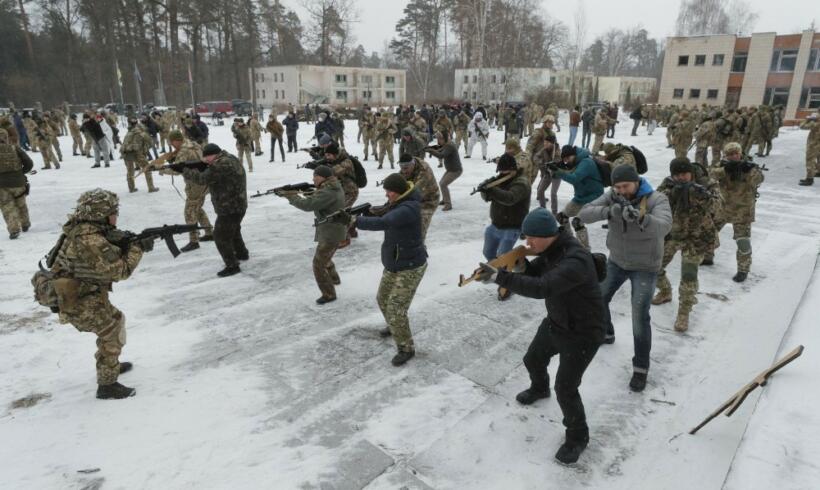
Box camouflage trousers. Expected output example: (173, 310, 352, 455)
(237, 145, 254, 172)
(50, 136, 63, 160)
(124, 156, 157, 192)
(71, 133, 84, 155)
(253, 136, 262, 155)
(60, 292, 126, 385)
(695, 146, 710, 167)
(711, 144, 723, 166)
(83, 134, 93, 156)
(704, 221, 753, 273)
(377, 263, 427, 353)
(674, 142, 690, 159)
(362, 133, 377, 159)
(313, 241, 340, 299)
(806, 145, 820, 178)
(0, 186, 30, 234)
(378, 138, 394, 166)
(455, 130, 468, 155)
(420, 205, 436, 241)
(656, 239, 703, 313)
(559, 200, 590, 250)
(38, 141, 58, 169)
(159, 132, 168, 152)
(185, 184, 213, 243)
(592, 133, 604, 154)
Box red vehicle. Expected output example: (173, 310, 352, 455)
(194, 101, 234, 117)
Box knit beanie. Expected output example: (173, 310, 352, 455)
(202, 143, 221, 157)
(611, 165, 640, 184)
(382, 173, 409, 194)
(669, 157, 693, 175)
(560, 145, 576, 159)
(324, 142, 340, 156)
(521, 208, 560, 237)
(496, 153, 518, 172)
(314, 165, 333, 178)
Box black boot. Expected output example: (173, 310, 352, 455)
(515, 387, 550, 405)
(391, 350, 415, 366)
(799, 178, 814, 186)
(733, 271, 748, 283)
(180, 242, 200, 253)
(200, 234, 214, 242)
(96, 382, 136, 400)
(629, 372, 647, 392)
(316, 296, 337, 305)
(119, 362, 133, 374)
(217, 265, 241, 277)
(555, 440, 588, 465)
(701, 257, 714, 266)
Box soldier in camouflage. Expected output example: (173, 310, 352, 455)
(249, 114, 263, 156)
(591, 110, 611, 154)
(601, 143, 637, 170)
(163, 131, 214, 251)
(121, 118, 159, 193)
(324, 142, 359, 247)
(505, 137, 536, 185)
(50, 189, 153, 399)
(45, 114, 64, 161)
(398, 153, 440, 240)
(693, 113, 716, 167)
(433, 111, 454, 141)
(68, 114, 86, 156)
(652, 158, 720, 332)
(399, 127, 427, 159)
(232, 118, 254, 172)
(34, 118, 59, 169)
(671, 111, 695, 159)
(361, 111, 378, 161)
(798, 112, 820, 186)
(375, 114, 397, 169)
(454, 110, 471, 156)
(0, 128, 33, 239)
(702, 142, 764, 282)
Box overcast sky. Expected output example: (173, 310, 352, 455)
(285, 0, 818, 55)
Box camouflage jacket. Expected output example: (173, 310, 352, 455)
(455, 113, 471, 131)
(694, 120, 715, 148)
(121, 126, 152, 156)
(513, 150, 537, 185)
(232, 124, 253, 147)
(411, 115, 427, 133)
(249, 119, 262, 138)
(433, 116, 454, 137)
(672, 119, 695, 145)
(710, 161, 764, 223)
(172, 139, 208, 196)
(287, 177, 347, 243)
(800, 118, 820, 151)
(399, 133, 427, 159)
(332, 153, 359, 204)
(525, 126, 555, 155)
(657, 177, 718, 247)
(604, 145, 636, 169)
(402, 157, 440, 210)
(184, 150, 247, 215)
(69, 118, 82, 137)
(375, 118, 397, 141)
(593, 113, 610, 135)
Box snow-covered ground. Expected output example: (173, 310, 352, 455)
(1, 113, 818, 489)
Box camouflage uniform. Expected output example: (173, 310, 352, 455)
(120, 125, 158, 193)
(654, 175, 719, 331)
(400, 157, 440, 240)
(34, 121, 59, 169)
(601, 143, 637, 170)
(249, 117, 263, 155)
(800, 116, 820, 180)
(375, 116, 397, 168)
(704, 155, 764, 273)
(287, 177, 347, 299)
(433, 114, 454, 140)
(232, 123, 254, 172)
(154, 114, 168, 152)
(361, 112, 377, 161)
(168, 138, 213, 243)
(712, 115, 734, 164)
(410, 113, 427, 135)
(666, 109, 680, 147)
(51, 190, 144, 387)
(333, 152, 359, 208)
(69, 118, 85, 156)
(0, 129, 33, 237)
(592, 111, 609, 154)
(756, 107, 774, 156)
(378, 264, 427, 352)
(398, 128, 427, 159)
(671, 113, 695, 159)
(506, 138, 536, 186)
(693, 118, 715, 167)
(747, 108, 763, 156)
(46, 116, 63, 161)
(454, 112, 471, 155)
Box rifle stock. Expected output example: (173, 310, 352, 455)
(458, 245, 534, 287)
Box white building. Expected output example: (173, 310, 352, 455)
(250, 65, 406, 108)
(597, 76, 658, 105)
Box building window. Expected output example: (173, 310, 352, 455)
(386, 91, 395, 99)
(771, 49, 798, 72)
(807, 49, 820, 71)
(713, 54, 724, 66)
(256, 89, 260, 98)
(673, 88, 684, 99)
(280, 73, 284, 81)
(491, 74, 497, 83)
(362, 90, 372, 99)
(763, 87, 790, 106)
(689, 89, 701, 99)
(335, 74, 347, 83)
(799, 87, 820, 109)
(678, 55, 689, 66)
(282, 90, 285, 99)
(694, 55, 706, 66)
(336, 90, 348, 101)
(386, 76, 395, 84)
(472, 75, 477, 83)
(463, 91, 468, 99)
(273, 73, 277, 82)
(707, 89, 719, 99)
(262, 89, 266, 99)
(731, 52, 747, 72)
(549, 76, 556, 86)
(362, 75, 373, 84)
(463, 75, 469, 83)
(491, 92, 496, 99)
(472, 92, 477, 100)
(500, 75, 506, 83)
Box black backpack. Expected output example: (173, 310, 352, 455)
(350, 155, 367, 188)
(593, 157, 613, 187)
(629, 146, 648, 174)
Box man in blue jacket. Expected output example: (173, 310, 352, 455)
(552, 145, 604, 249)
(356, 174, 428, 366)
(578, 165, 672, 392)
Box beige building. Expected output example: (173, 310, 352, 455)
(250, 65, 406, 108)
(597, 76, 657, 106)
(659, 30, 820, 123)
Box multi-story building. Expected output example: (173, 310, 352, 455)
(250, 65, 406, 108)
(659, 30, 820, 123)
(454, 68, 655, 106)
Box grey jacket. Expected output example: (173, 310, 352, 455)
(578, 179, 672, 272)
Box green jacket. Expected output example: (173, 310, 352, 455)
(288, 177, 347, 243)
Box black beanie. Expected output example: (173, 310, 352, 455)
(398, 153, 414, 166)
(611, 165, 640, 184)
(496, 153, 517, 171)
(203, 143, 221, 157)
(314, 165, 333, 178)
(324, 142, 340, 156)
(382, 173, 409, 194)
(670, 157, 693, 175)
(561, 145, 576, 159)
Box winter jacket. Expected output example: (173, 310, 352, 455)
(184, 123, 205, 144)
(266, 119, 284, 138)
(426, 140, 462, 172)
(195, 120, 209, 139)
(287, 177, 347, 243)
(0, 144, 33, 188)
(569, 110, 581, 127)
(578, 178, 672, 272)
(184, 150, 247, 216)
(557, 147, 604, 205)
(283, 116, 299, 135)
(484, 170, 531, 229)
(356, 186, 427, 273)
(581, 109, 594, 129)
(315, 119, 333, 139)
(468, 114, 490, 139)
(495, 230, 605, 345)
(99, 119, 114, 148)
(80, 119, 105, 142)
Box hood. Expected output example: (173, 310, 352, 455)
(635, 177, 654, 199)
(575, 147, 591, 161)
(472, 112, 484, 122)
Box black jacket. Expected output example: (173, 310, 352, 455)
(486, 171, 530, 229)
(426, 140, 462, 172)
(356, 189, 427, 272)
(283, 116, 299, 135)
(495, 231, 605, 345)
(81, 119, 105, 142)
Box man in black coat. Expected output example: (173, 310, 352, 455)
(476, 208, 604, 465)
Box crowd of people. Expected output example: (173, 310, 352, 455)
(2, 96, 818, 466)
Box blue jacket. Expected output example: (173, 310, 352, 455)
(315, 119, 333, 139)
(283, 116, 299, 135)
(559, 147, 604, 204)
(356, 188, 428, 272)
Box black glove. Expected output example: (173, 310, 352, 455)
(555, 211, 569, 225)
(475, 262, 498, 283)
(138, 237, 155, 252)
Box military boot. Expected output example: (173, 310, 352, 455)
(119, 362, 133, 374)
(629, 372, 647, 392)
(96, 382, 136, 400)
(652, 290, 672, 305)
(555, 439, 588, 465)
(515, 387, 550, 405)
(391, 350, 415, 366)
(733, 271, 748, 283)
(799, 178, 814, 186)
(700, 257, 714, 266)
(9, 231, 20, 240)
(217, 265, 241, 277)
(674, 309, 690, 332)
(180, 242, 200, 253)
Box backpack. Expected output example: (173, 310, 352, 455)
(592, 252, 608, 282)
(31, 234, 66, 313)
(629, 146, 648, 174)
(350, 155, 367, 188)
(592, 157, 613, 187)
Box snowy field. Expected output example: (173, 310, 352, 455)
(1, 113, 819, 490)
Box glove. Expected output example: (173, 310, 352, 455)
(622, 204, 640, 223)
(552, 169, 566, 178)
(555, 211, 569, 225)
(608, 203, 623, 219)
(475, 262, 498, 283)
(138, 237, 155, 252)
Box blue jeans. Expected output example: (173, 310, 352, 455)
(599, 260, 657, 372)
(483, 224, 520, 261)
(568, 126, 578, 146)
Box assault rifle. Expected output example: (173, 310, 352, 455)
(314, 202, 372, 226)
(251, 182, 315, 198)
(458, 245, 535, 287)
(149, 160, 208, 174)
(107, 224, 205, 258)
(297, 159, 329, 170)
(300, 145, 323, 159)
(719, 159, 768, 172)
(545, 159, 571, 173)
(424, 144, 443, 153)
(470, 172, 516, 196)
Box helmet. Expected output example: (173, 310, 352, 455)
(73, 189, 119, 222)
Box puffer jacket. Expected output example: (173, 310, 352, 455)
(356, 185, 427, 272)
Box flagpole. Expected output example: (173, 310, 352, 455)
(133, 60, 143, 113)
(115, 59, 125, 115)
(188, 61, 196, 115)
